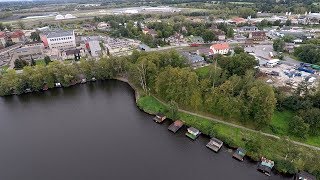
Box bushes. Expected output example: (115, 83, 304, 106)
(274, 159, 297, 174)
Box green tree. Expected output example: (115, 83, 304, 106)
(289, 116, 309, 138)
(30, 32, 41, 42)
(168, 100, 179, 120)
(234, 46, 244, 54)
(202, 30, 216, 43)
(0, 22, 5, 31)
(217, 53, 257, 76)
(282, 35, 295, 43)
(14, 59, 28, 69)
(44, 56, 51, 65)
(245, 135, 263, 160)
(300, 108, 320, 136)
(17, 20, 25, 30)
(273, 38, 285, 52)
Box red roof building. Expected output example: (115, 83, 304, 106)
(210, 43, 230, 55)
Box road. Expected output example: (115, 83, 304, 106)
(153, 96, 320, 151)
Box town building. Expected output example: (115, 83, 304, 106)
(87, 40, 102, 57)
(238, 26, 258, 33)
(210, 43, 230, 55)
(249, 31, 267, 41)
(41, 30, 76, 50)
(9, 30, 26, 44)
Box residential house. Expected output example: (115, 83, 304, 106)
(214, 30, 226, 41)
(142, 27, 157, 38)
(181, 52, 205, 67)
(9, 30, 26, 44)
(210, 43, 230, 55)
(97, 22, 111, 31)
(231, 17, 247, 25)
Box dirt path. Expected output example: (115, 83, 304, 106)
(152, 96, 320, 151)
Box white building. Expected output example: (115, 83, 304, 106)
(41, 30, 76, 50)
(210, 43, 230, 55)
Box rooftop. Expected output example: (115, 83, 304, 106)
(210, 43, 230, 50)
(43, 30, 74, 38)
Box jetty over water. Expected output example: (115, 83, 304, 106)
(168, 120, 183, 133)
(206, 137, 223, 152)
(153, 113, 166, 123)
(233, 148, 246, 161)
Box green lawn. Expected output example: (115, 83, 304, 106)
(267, 111, 293, 136)
(137, 96, 168, 114)
(35, 59, 46, 66)
(195, 66, 210, 78)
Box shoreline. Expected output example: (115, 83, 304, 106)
(115, 78, 319, 179)
(1, 77, 319, 178)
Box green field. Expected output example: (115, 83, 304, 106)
(35, 59, 46, 66)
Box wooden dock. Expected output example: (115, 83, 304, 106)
(206, 137, 223, 152)
(233, 148, 246, 161)
(168, 120, 184, 133)
(153, 113, 166, 123)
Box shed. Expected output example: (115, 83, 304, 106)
(257, 157, 274, 176)
(206, 137, 223, 152)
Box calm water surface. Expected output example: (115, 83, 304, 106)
(0, 80, 291, 180)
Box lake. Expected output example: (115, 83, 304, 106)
(0, 80, 291, 180)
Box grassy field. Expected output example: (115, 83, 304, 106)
(136, 95, 320, 176)
(195, 65, 210, 78)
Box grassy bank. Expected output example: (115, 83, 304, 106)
(137, 95, 320, 178)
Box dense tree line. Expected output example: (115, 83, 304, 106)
(276, 85, 320, 138)
(294, 45, 320, 65)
